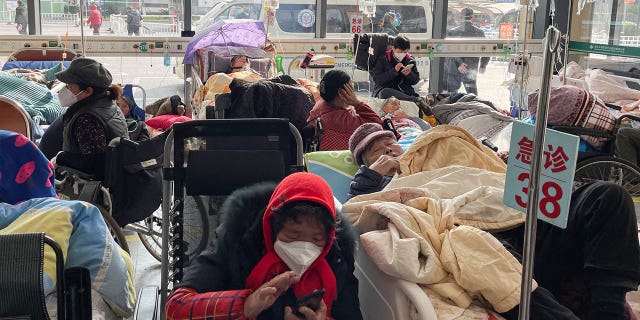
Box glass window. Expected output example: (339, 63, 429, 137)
(275, 4, 316, 33)
(361, 5, 427, 34)
(326, 7, 346, 33)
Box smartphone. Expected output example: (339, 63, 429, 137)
(293, 289, 325, 317)
(402, 64, 415, 71)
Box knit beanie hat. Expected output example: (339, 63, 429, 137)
(349, 123, 396, 166)
(319, 69, 351, 102)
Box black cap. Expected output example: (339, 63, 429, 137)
(461, 8, 474, 19)
(55, 58, 112, 88)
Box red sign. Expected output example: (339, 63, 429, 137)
(499, 23, 515, 39)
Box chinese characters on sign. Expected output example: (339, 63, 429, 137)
(499, 23, 515, 39)
(504, 122, 579, 228)
(350, 15, 363, 34)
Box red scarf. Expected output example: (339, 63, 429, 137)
(246, 172, 338, 315)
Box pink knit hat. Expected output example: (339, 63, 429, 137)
(349, 123, 396, 166)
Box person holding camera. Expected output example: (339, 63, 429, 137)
(166, 172, 363, 320)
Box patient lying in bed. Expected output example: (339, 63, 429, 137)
(342, 123, 640, 320)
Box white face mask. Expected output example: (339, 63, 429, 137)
(57, 87, 82, 107)
(394, 52, 406, 62)
(274, 240, 323, 277)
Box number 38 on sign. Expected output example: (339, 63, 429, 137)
(503, 122, 579, 229)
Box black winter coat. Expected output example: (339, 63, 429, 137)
(180, 182, 363, 320)
(371, 51, 420, 97)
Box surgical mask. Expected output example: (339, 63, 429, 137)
(57, 87, 82, 107)
(274, 240, 323, 276)
(394, 52, 406, 62)
(393, 19, 400, 27)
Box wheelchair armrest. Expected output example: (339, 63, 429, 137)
(55, 165, 98, 181)
(550, 125, 615, 139)
(134, 285, 159, 320)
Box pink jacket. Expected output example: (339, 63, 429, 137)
(86, 5, 102, 26)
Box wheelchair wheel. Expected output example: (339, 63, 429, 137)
(95, 203, 130, 254)
(574, 156, 640, 197)
(137, 208, 162, 261)
(183, 195, 209, 261)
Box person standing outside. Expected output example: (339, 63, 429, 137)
(444, 8, 489, 95)
(126, 7, 143, 36)
(14, 0, 28, 35)
(86, 4, 103, 35)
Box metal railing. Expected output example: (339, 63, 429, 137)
(42, 13, 80, 24)
(0, 11, 15, 22)
(109, 14, 182, 36)
(620, 36, 640, 47)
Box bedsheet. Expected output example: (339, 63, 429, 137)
(0, 71, 65, 124)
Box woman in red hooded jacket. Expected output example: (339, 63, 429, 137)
(166, 172, 362, 320)
(86, 4, 102, 35)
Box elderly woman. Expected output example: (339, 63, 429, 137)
(306, 70, 382, 150)
(54, 58, 128, 178)
(116, 94, 150, 141)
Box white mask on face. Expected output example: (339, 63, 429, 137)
(274, 240, 323, 277)
(57, 87, 82, 107)
(394, 52, 406, 62)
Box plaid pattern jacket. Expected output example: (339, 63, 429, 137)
(166, 287, 251, 320)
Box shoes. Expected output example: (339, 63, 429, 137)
(414, 97, 434, 117)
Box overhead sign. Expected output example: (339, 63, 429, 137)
(503, 121, 579, 229)
(569, 41, 640, 59)
(350, 15, 363, 34)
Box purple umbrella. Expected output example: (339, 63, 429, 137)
(183, 19, 266, 64)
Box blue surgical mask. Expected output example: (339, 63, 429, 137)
(394, 19, 400, 27)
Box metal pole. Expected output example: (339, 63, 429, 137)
(518, 25, 561, 320)
(562, 0, 574, 85)
(79, 0, 86, 56)
(517, 1, 533, 119)
(160, 130, 174, 320)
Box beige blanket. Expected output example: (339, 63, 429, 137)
(343, 126, 535, 317)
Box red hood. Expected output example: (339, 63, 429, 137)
(262, 172, 336, 263)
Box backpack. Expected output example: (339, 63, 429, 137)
(353, 33, 395, 71)
(105, 130, 168, 226)
(128, 12, 141, 26)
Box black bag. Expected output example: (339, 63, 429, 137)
(353, 33, 395, 71)
(104, 130, 169, 227)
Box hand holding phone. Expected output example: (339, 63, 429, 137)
(402, 63, 414, 72)
(293, 289, 325, 318)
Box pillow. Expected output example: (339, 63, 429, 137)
(146, 114, 192, 131)
(305, 150, 359, 203)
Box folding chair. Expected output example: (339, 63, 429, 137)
(0, 96, 31, 140)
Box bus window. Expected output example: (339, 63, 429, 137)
(327, 7, 347, 33)
(275, 4, 316, 33)
(361, 5, 428, 34)
(214, 4, 261, 24)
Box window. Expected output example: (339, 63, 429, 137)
(275, 4, 316, 33)
(213, 4, 261, 25)
(361, 5, 428, 34)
